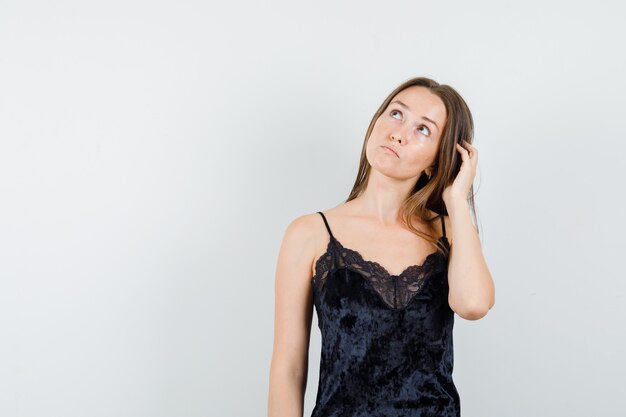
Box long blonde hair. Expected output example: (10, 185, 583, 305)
(346, 76, 479, 256)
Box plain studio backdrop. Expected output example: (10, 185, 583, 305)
(1, 0, 625, 416)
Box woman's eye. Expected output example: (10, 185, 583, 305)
(389, 109, 430, 136)
(418, 125, 431, 136)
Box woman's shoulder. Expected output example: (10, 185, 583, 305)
(282, 207, 340, 252)
(412, 208, 452, 246)
(282, 211, 325, 245)
(290, 204, 347, 232)
(283, 205, 348, 278)
(285, 205, 342, 235)
(434, 211, 452, 246)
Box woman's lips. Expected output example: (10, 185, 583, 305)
(381, 145, 399, 157)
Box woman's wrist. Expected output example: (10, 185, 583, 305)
(443, 197, 469, 216)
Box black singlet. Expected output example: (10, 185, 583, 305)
(310, 211, 460, 417)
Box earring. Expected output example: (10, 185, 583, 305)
(427, 171, 432, 179)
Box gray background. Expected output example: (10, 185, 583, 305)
(1, 0, 625, 416)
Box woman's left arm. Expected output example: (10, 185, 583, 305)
(445, 198, 495, 320)
(442, 140, 495, 320)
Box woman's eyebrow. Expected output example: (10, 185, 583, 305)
(390, 100, 439, 131)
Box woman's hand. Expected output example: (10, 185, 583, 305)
(442, 139, 478, 205)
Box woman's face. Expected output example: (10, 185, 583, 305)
(366, 86, 447, 180)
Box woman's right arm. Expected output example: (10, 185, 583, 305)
(267, 215, 317, 417)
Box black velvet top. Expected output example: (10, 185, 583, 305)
(310, 211, 460, 417)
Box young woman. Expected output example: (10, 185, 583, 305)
(268, 76, 495, 417)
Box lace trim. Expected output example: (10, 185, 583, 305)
(312, 236, 449, 309)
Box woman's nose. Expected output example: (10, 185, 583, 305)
(390, 133, 404, 143)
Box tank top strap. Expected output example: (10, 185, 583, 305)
(317, 211, 335, 239)
(440, 213, 446, 239)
